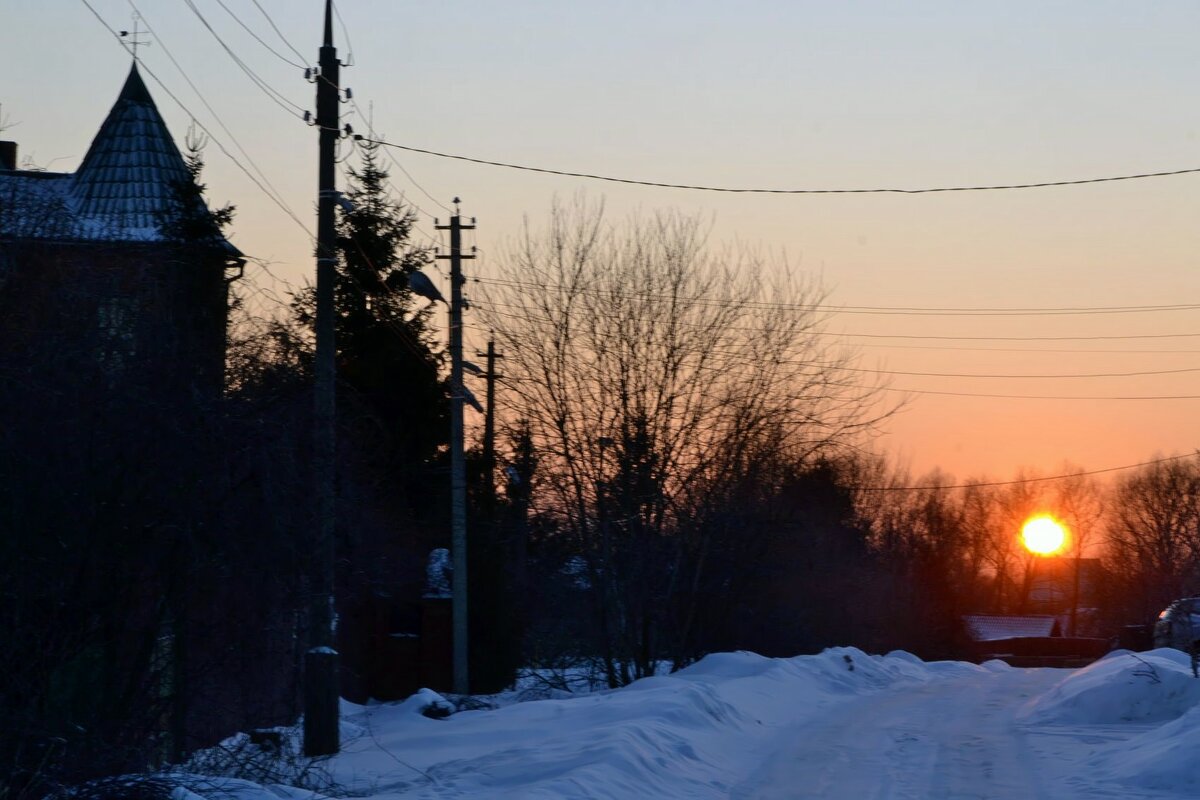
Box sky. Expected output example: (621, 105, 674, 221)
(5, 1, 1200, 481)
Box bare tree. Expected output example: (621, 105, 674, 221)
(479, 198, 891, 683)
(1106, 454, 1200, 621)
(1053, 470, 1104, 635)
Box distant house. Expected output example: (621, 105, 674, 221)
(962, 614, 1062, 642)
(961, 613, 1110, 666)
(0, 62, 242, 398)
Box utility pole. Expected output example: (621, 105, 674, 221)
(436, 200, 475, 695)
(476, 338, 504, 515)
(305, 0, 340, 757)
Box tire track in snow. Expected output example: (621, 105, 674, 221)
(730, 668, 1065, 799)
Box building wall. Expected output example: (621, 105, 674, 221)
(0, 238, 230, 399)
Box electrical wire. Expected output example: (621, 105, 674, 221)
(478, 280, 1200, 341)
(471, 299, 1200, 392)
(471, 296, 1200, 347)
(124, 0, 300, 227)
(249, 0, 309, 66)
(348, 101, 452, 216)
(474, 277, 1200, 317)
(181, 0, 308, 117)
(311, 48, 445, 235)
(843, 365, 1200, 380)
(302, 4, 446, 230)
(882, 386, 1200, 400)
(331, 0, 354, 67)
(362, 136, 1200, 195)
(212, 0, 307, 69)
(854, 453, 1198, 491)
(341, 133, 444, 248)
(841, 342, 1200, 355)
(78, 0, 313, 239)
(838, 331, 1200, 343)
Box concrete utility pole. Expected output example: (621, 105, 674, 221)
(305, 0, 340, 757)
(437, 201, 475, 695)
(476, 338, 504, 516)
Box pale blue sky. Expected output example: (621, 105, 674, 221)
(5, 1, 1200, 480)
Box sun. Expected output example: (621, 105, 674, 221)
(1022, 515, 1067, 556)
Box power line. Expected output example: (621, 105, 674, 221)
(845, 342, 1200, 355)
(471, 297, 1200, 347)
(475, 304, 1200, 394)
(181, 0, 307, 117)
(475, 277, 1200, 317)
(829, 305, 1200, 319)
(124, 0, 300, 227)
(338, 142, 442, 250)
(855, 453, 1198, 492)
(212, 0, 307, 69)
(331, 0, 354, 66)
(475, 300, 1200, 393)
(845, 365, 1200, 380)
(348, 110, 452, 216)
(883, 386, 1200, 401)
(249, 0, 309, 66)
(343, 113, 450, 233)
(304, 4, 444, 222)
(480, 283, 1200, 339)
(78, 0, 313, 238)
(362, 136, 1200, 195)
(839, 331, 1200, 343)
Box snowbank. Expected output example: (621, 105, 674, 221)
(1100, 703, 1200, 792)
(1018, 648, 1200, 725)
(1006, 647, 1200, 795)
(276, 648, 952, 799)
(173, 646, 1200, 799)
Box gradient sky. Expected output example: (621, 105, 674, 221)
(5, 1, 1200, 481)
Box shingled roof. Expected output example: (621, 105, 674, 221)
(962, 614, 1062, 642)
(0, 62, 238, 252)
(72, 63, 196, 241)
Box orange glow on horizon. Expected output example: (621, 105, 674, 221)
(1021, 515, 1068, 556)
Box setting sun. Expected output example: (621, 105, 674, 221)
(1021, 516, 1067, 556)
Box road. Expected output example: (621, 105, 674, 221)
(728, 667, 1172, 800)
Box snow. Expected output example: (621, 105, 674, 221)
(173, 647, 1200, 799)
(423, 548, 451, 599)
(1018, 647, 1200, 725)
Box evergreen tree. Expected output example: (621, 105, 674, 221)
(160, 128, 235, 246)
(294, 140, 448, 511)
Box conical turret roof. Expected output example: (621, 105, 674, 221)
(71, 63, 196, 241)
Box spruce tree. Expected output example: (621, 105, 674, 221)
(294, 140, 447, 511)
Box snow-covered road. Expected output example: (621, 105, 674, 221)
(182, 648, 1200, 799)
(732, 667, 1158, 799)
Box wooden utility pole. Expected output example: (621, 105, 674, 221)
(476, 338, 504, 515)
(436, 201, 475, 694)
(305, 0, 340, 757)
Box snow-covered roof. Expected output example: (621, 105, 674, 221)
(0, 62, 237, 252)
(963, 614, 1062, 641)
(0, 171, 77, 239)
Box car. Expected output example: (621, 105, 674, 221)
(1153, 597, 1200, 652)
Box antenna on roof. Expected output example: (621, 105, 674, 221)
(119, 12, 152, 60)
